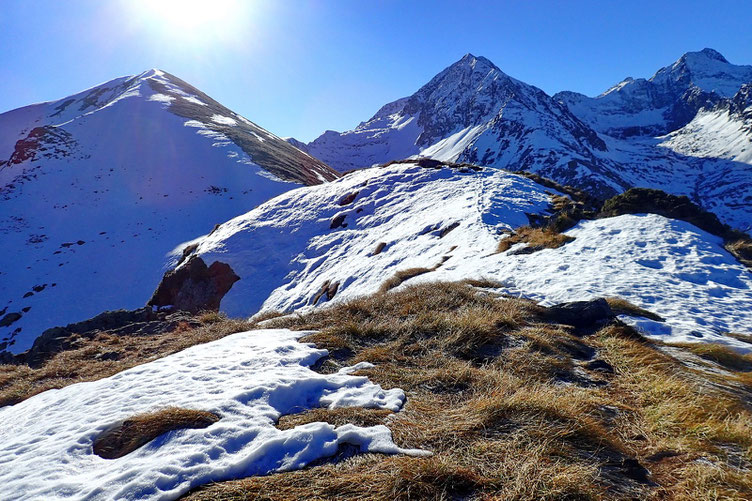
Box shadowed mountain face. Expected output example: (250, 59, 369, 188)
(303, 51, 752, 231)
(0, 69, 336, 354)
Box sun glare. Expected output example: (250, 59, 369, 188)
(127, 0, 249, 45)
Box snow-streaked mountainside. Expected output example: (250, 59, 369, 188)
(0, 70, 336, 354)
(556, 48, 752, 138)
(307, 54, 618, 197)
(304, 50, 752, 231)
(0, 328, 426, 501)
(659, 83, 752, 165)
(177, 162, 752, 350)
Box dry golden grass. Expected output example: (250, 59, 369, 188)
(0, 316, 253, 408)
(724, 238, 752, 268)
(94, 407, 220, 459)
(497, 226, 575, 254)
(668, 342, 752, 373)
(184, 283, 752, 500)
(4, 281, 751, 499)
(378, 266, 438, 293)
(605, 297, 665, 322)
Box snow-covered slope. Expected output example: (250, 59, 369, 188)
(0, 328, 426, 500)
(555, 48, 752, 138)
(172, 162, 752, 350)
(0, 70, 337, 354)
(304, 50, 752, 230)
(659, 83, 752, 165)
(411, 214, 752, 350)
(179, 161, 556, 316)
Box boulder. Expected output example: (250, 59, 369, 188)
(544, 298, 615, 333)
(148, 256, 239, 313)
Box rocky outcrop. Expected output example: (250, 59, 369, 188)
(3, 307, 201, 367)
(148, 256, 240, 313)
(543, 298, 616, 334)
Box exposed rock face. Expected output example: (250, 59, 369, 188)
(0, 312, 22, 328)
(148, 256, 240, 313)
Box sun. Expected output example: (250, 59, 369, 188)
(126, 0, 249, 44)
(146, 0, 239, 31)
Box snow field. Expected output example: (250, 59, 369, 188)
(190, 162, 752, 350)
(0, 329, 426, 501)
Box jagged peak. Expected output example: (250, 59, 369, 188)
(453, 53, 498, 72)
(681, 48, 729, 64)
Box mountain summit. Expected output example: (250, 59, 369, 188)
(305, 53, 614, 196)
(302, 50, 752, 230)
(0, 70, 336, 353)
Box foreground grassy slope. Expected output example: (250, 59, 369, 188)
(2, 281, 751, 499)
(185, 282, 752, 500)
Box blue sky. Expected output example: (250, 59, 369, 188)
(1, 0, 751, 142)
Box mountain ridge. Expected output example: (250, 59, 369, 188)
(303, 49, 752, 230)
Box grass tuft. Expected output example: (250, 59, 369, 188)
(93, 407, 219, 459)
(497, 226, 575, 254)
(605, 297, 665, 322)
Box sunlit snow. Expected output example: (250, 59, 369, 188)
(0, 329, 426, 501)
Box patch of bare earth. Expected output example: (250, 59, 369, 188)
(94, 407, 220, 459)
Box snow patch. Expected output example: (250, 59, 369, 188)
(211, 114, 238, 126)
(0, 329, 427, 501)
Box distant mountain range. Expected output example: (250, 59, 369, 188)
(298, 49, 752, 230)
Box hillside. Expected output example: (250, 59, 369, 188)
(1, 52, 751, 501)
(0, 70, 337, 354)
(159, 161, 752, 351)
(2, 282, 752, 500)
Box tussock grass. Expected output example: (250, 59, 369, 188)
(496, 226, 575, 254)
(725, 238, 752, 268)
(669, 342, 752, 372)
(185, 283, 752, 500)
(0, 317, 253, 408)
(377, 266, 439, 293)
(5, 280, 751, 499)
(605, 297, 665, 322)
(277, 407, 393, 431)
(94, 407, 220, 459)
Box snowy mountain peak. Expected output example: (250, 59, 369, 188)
(456, 52, 497, 70)
(558, 48, 752, 139)
(0, 70, 337, 353)
(652, 47, 752, 98)
(682, 47, 730, 64)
